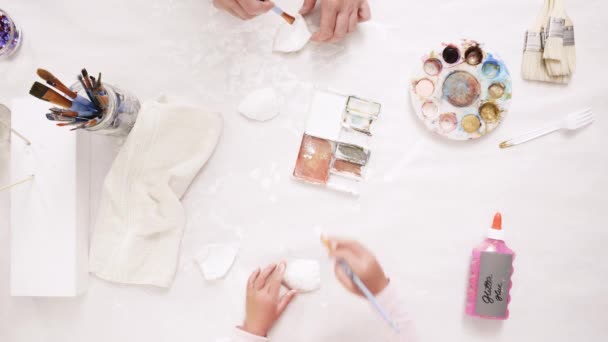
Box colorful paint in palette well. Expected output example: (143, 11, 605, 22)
(439, 113, 458, 133)
(462, 114, 482, 133)
(294, 134, 334, 184)
(342, 113, 373, 135)
(409, 40, 512, 140)
(336, 143, 370, 166)
(443, 71, 481, 107)
(479, 102, 500, 123)
(415, 79, 435, 97)
(465, 46, 483, 66)
(422, 101, 439, 118)
(293, 90, 381, 194)
(331, 159, 362, 178)
(424, 59, 443, 76)
(443, 45, 460, 64)
(482, 61, 500, 78)
(488, 83, 505, 99)
(347, 96, 381, 118)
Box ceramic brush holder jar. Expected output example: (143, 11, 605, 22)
(71, 82, 141, 137)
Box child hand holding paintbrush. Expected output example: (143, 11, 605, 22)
(230, 238, 416, 341)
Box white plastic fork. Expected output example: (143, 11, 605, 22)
(500, 108, 594, 149)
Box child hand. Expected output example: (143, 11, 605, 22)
(326, 238, 389, 296)
(300, 0, 371, 42)
(241, 262, 298, 337)
(213, 0, 275, 20)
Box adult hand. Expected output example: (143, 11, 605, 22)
(326, 238, 389, 296)
(213, 0, 275, 20)
(241, 262, 298, 337)
(300, 0, 371, 42)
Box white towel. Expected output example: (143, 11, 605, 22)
(89, 96, 222, 288)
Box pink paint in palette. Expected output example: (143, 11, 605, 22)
(293, 89, 380, 194)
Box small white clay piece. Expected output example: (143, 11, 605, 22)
(273, 14, 312, 53)
(195, 243, 239, 281)
(238, 88, 280, 121)
(283, 259, 321, 292)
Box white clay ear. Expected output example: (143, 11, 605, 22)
(273, 14, 312, 53)
(283, 259, 321, 292)
(195, 243, 239, 281)
(238, 88, 280, 122)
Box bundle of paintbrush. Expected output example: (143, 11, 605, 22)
(522, 0, 576, 84)
(29, 68, 108, 130)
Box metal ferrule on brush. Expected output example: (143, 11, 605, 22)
(563, 26, 575, 46)
(523, 31, 543, 52)
(546, 17, 565, 38)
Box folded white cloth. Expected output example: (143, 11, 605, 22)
(89, 96, 222, 288)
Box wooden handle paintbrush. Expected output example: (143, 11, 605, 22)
(259, 1, 295, 24)
(36, 69, 78, 99)
(272, 6, 296, 24)
(29, 82, 73, 108)
(37, 68, 98, 110)
(46, 113, 89, 122)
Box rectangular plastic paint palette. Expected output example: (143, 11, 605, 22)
(293, 89, 381, 194)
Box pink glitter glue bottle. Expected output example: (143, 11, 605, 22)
(465, 212, 514, 320)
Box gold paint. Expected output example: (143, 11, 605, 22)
(461, 114, 481, 133)
(479, 102, 501, 123)
(499, 141, 513, 149)
(488, 83, 505, 98)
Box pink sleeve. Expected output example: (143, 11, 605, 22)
(375, 283, 418, 342)
(231, 327, 269, 342)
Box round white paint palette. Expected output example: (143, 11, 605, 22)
(410, 40, 512, 140)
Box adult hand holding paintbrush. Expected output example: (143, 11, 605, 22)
(213, 0, 371, 42)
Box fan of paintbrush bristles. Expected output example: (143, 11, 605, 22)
(522, 0, 576, 83)
(29, 68, 108, 131)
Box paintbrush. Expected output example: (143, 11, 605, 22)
(69, 121, 90, 131)
(36, 68, 78, 98)
(49, 107, 97, 119)
(57, 121, 86, 127)
(30, 82, 99, 114)
(272, 6, 295, 24)
(29, 82, 73, 108)
(81, 69, 94, 90)
(78, 75, 102, 110)
(36, 68, 96, 109)
(320, 236, 400, 333)
(46, 113, 89, 122)
(49, 108, 78, 116)
(85, 119, 98, 128)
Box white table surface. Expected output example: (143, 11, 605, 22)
(1, 0, 607, 341)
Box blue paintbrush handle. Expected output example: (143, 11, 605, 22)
(338, 259, 400, 333)
(271, 6, 283, 15)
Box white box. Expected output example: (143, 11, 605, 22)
(10, 98, 90, 297)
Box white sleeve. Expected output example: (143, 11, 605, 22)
(230, 327, 270, 342)
(375, 283, 418, 342)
